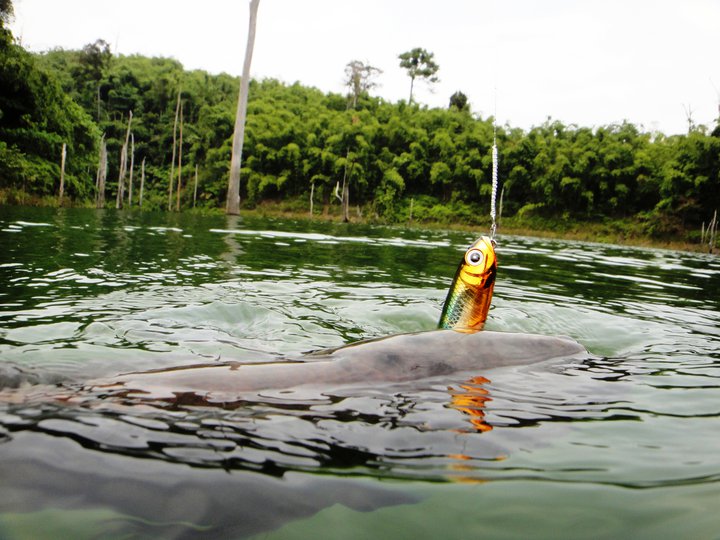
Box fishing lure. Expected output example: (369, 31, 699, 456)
(439, 236, 497, 331)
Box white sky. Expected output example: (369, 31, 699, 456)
(9, 0, 720, 135)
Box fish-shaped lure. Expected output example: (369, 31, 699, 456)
(439, 236, 497, 331)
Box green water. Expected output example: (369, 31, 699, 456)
(0, 206, 718, 539)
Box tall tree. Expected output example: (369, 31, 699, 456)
(398, 47, 439, 103)
(344, 60, 382, 109)
(449, 91, 469, 112)
(0, 0, 12, 29)
(227, 0, 260, 215)
(78, 39, 112, 121)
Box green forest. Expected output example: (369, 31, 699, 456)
(1, 3, 719, 244)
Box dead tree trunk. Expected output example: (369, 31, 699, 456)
(128, 132, 135, 206)
(168, 87, 181, 211)
(94, 139, 101, 205)
(176, 101, 184, 212)
(58, 143, 67, 205)
(227, 0, 260, 215)
(193, 164, 199, 208)
(115, 110, 133, 209)
(96, 135, 107, 208)
(340, 151, 354, 223)
(139, 157, 145, 208)
(309, 181, 315, 216)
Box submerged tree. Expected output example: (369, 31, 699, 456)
(227, 0, 260, 215)
(398, 47, 439, 103)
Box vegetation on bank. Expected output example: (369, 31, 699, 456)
(0, 2, 718, 251)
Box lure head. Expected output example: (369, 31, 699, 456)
(457, 236, 497, 288)
(438, 236, 497, 332)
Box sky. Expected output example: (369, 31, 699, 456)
(9, 0, 720, 135)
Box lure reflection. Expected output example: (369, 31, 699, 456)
(449, 376, 493, 432)
(438, 236, 497, 331)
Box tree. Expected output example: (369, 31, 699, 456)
(0, 0, 13, 28)
(79, 39, 112, 83)
(227, 0, 260, 215)
(79, 39, 112, 121)
(398, 47, 439, 103)
(344, 60, 381, 109)
(449, 91, 469, 112)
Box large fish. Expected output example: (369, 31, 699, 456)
(82, 330, 586, 402)
(0, 235, 586, 400)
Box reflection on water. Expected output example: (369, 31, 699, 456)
(0, 207, 719, 538)
(449, 376, 493, 433)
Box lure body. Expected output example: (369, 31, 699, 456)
(438, 236, 497, 331)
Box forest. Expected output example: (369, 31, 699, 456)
(1, 4, 719, 243)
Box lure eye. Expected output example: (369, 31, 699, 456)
(465, 249, 484, 266)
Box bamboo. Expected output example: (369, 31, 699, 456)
(58, 142, 66, 205)
(227, 0, 260, 215)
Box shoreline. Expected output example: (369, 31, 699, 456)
(242, 201, 715, 254)
(0, 194, 715, 254)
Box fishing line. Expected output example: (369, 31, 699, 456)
(489, 0, 499, 241)
(490, 89, 498, 241)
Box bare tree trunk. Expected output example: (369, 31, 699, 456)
(116, 110, 133, 209)
(58, 143, 66, 205)
(139, 157, 145, 208)
(176, 101, 184, 212)
(227, 0, 260, 215)
(168, 87, 181, 211)
(128, 132, 135, 206)
(115, 144, 125, 209)
(309, 181, 314, 216)
(96, 135, 107, 209)
(94, 142, 101, 203)
(342, 180, 350, 222)
(498, 186, 505, 225)
(340, 151, 353, 223)
(193, 164, 198, 208)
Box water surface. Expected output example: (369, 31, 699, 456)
(0, 206, 718, 539)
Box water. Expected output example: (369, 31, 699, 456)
(0, 206, 718, 539)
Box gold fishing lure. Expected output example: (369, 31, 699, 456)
(438, 236, 497, 331)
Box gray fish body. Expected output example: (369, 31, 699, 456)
(90, 330, 587, 400)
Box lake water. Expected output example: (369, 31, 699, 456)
(0, 206, 718, 539)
